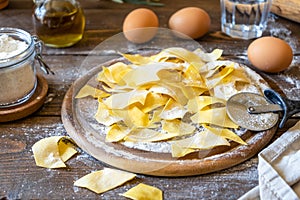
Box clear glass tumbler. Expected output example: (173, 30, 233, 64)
(33, 0, 85, 48)
(220, 0, 272, 39)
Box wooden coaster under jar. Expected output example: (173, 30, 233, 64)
(0, 75, 48, 122)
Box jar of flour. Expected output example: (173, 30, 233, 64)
(0, 27, 50, 108)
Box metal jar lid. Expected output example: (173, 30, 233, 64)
(0, 27, 53, 74)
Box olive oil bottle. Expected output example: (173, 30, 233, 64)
(33, 0, 85, 48)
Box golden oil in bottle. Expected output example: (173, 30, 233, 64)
(33, 0, 85, 48)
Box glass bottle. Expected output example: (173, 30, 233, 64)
(32, 0, 85, 48)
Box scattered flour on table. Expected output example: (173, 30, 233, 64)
(265, 14, 300, 101)
(22, 123, 67, 146)
(278, 73, 300, 100)
(267, 14, 299, 54)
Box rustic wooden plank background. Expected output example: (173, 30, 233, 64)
(0, 0, 299, 199)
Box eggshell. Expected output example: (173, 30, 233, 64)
(168, 7, 211, 39)
(247, 37, 293, 73)
(123, 8, 159, 44)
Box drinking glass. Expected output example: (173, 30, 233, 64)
(220, 0, 272, 39)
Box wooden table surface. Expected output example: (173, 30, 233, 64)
(0, 0, 299, 199)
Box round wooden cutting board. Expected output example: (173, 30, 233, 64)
(61, 60, 277, 177)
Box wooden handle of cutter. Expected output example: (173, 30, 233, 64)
(271, 0, 300, 23)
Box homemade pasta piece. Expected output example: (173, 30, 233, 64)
(120, 183, 163, 200)
(160, 98, 187, 120)
(97, 68, 118, 89)
(58, 137, 77, 162)
(111, 109, 137, 128)
(75, 85, 110, 99)
(32, 136, 77, 168)
(149, 108, 164, 126)
(98, 62, 132, 86)
(106, 124, 131, 142)
(194, 48, 223, 62)
(140, 92, 168, 113)
(122, 62, 180, 87)
(148, 85, 174, 98)
(159, 83, 189, 106)
(165, 81, 197, 101)
(74, 168, 136, 194)
(104, 89, 149, 110)
(171, 145, 199, 158)
(205, 64, 234, 89)
(162, 119, 195, 136)
(187, 96, 226, 113)
(191, 107, 239, 129)
(171, 130, 230, 157)
(94, 101, 122, 126)
(183, 64, 206, 88)
(151, 50, 185, 64)
(127, 105, 150, 127)
(203, 125, 247, 145)
(157, 69, 182, 83)
(162, 47, 205, 69)
(107, 62, 132, 85)
(124, 128, 177, 142)
(122, 53, 153, 65)
(111, 107, 152, 129)
(223, 68, 251, 84)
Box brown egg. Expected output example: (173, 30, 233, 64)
(123, 8, 159, 44)
(168, 7, 211, 39)
(247, 37, 293, 73)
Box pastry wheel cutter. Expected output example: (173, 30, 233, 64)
(226, 89, 300, 131)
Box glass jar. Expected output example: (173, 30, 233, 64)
(0, 28, 43, 108)
(32, 0, 85, 48)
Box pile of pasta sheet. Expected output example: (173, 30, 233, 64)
(76, 47, 254, 157)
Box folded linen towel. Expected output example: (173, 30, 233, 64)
(239, 120, 300, 200)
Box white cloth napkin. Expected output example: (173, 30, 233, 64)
(239, 120, 300, 200)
